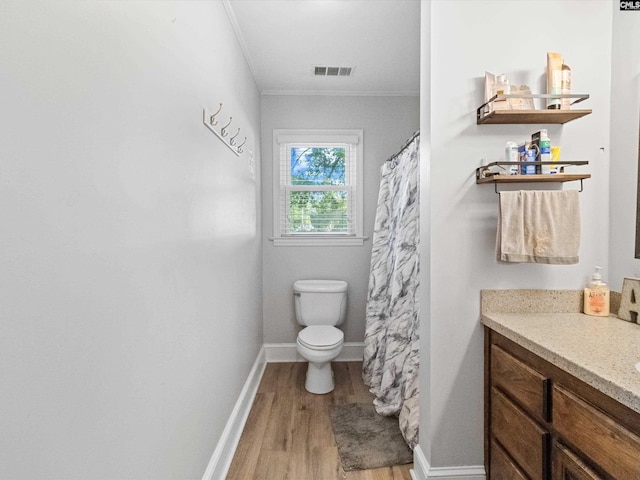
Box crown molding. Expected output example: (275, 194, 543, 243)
(222, 0, 263, 93)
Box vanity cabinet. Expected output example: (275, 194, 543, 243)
(485, 329, 640, 480)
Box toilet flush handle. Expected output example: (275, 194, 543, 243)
(294, 292, 301, 297)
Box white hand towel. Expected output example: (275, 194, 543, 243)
(496, 190, 580, 264)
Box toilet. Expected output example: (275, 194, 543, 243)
(294, 279, 347, 394)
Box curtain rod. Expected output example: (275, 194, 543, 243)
(386, 130, 420, 164)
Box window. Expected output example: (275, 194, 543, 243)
(272, 129, 364, 246)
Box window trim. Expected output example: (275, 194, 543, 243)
(271, 129, 366, 247)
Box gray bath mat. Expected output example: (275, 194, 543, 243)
(328, 403, 413, 471)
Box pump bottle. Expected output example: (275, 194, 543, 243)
(583, 266, 610, 317)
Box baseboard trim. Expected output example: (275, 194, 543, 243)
(201, 346, 266, 480)
(264, 342, 364, 362)
(412, 444, 486, 480)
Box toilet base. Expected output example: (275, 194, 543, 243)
(305, 361, 334, 394)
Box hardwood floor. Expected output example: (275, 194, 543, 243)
(226, 361, 413, 480)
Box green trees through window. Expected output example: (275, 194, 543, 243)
(288, 147, 349, 233)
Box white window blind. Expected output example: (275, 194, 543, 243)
(272, 130, 364, 246)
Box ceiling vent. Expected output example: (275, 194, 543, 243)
(314, 66, 354, 77)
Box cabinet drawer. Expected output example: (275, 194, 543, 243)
(492, 387, 550, 480)
(491, 344, 550, 422)
(553, 384, 640, 479)
(552, 442, 602, 480)
(490, 439, 528, 480)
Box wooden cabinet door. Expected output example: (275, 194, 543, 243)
(553, 384, 640, 479)
(491, 344, 551, 423)
(490, 439, 528, 480)
(552, 442, 602, 480)
(491, 387, 550, 480)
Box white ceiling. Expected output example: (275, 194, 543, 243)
(224, 0, 420, 96)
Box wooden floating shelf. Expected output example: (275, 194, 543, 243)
(476, 173, 591, 185)
(476, 93, 591, 124)
(477, 109, 592, 125)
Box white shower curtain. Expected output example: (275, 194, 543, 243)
(363, 132, 420, 449)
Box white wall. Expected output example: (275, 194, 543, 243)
(0, 2, 262, 479)
(609, 6, 640, 290)
(418, 0, 433, 464)
(261, 95, 419, 343)
(419, 0, 612, 470)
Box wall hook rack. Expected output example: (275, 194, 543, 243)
(202, 105, 247, 157)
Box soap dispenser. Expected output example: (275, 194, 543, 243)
(584, 266, 610, 317)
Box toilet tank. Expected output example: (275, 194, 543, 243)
(293, 280, 348, 326)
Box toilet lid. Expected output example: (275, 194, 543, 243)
(298, 326, 344, 348)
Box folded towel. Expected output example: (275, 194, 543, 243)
(496, 190, 580, 264)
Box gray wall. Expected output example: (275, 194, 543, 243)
(261, 95, 420, 343)
(0, 2, 263, 479)
(419, 0, 612, 470)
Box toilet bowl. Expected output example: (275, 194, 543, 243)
(293, 279, 348, 394)
(296, 325, 344, 394)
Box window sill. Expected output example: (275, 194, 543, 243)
(270, 236, 369, 247)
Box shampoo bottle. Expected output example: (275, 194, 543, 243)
(584, 266, 610, 317)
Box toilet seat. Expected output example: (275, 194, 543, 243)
(297, 325, 344, 350)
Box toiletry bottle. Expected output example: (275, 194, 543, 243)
(539, 129, 551, 174)
(547, 52, 563, 110)
(531, 130, 551, 174)
(492, 74, 510, 111)
(550, 146, 561, 174)
(584, 266, 610, 317)
(484, 71, 496, 114)
(505, 141, 518, 174)
(524, 147, 536, 175)
(561, 64, 572, 110)
(518, 142, 528, 174)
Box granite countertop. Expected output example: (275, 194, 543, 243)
(481, 290, 640, 414)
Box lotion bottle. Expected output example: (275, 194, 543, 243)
(584, 266, 610, 317)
